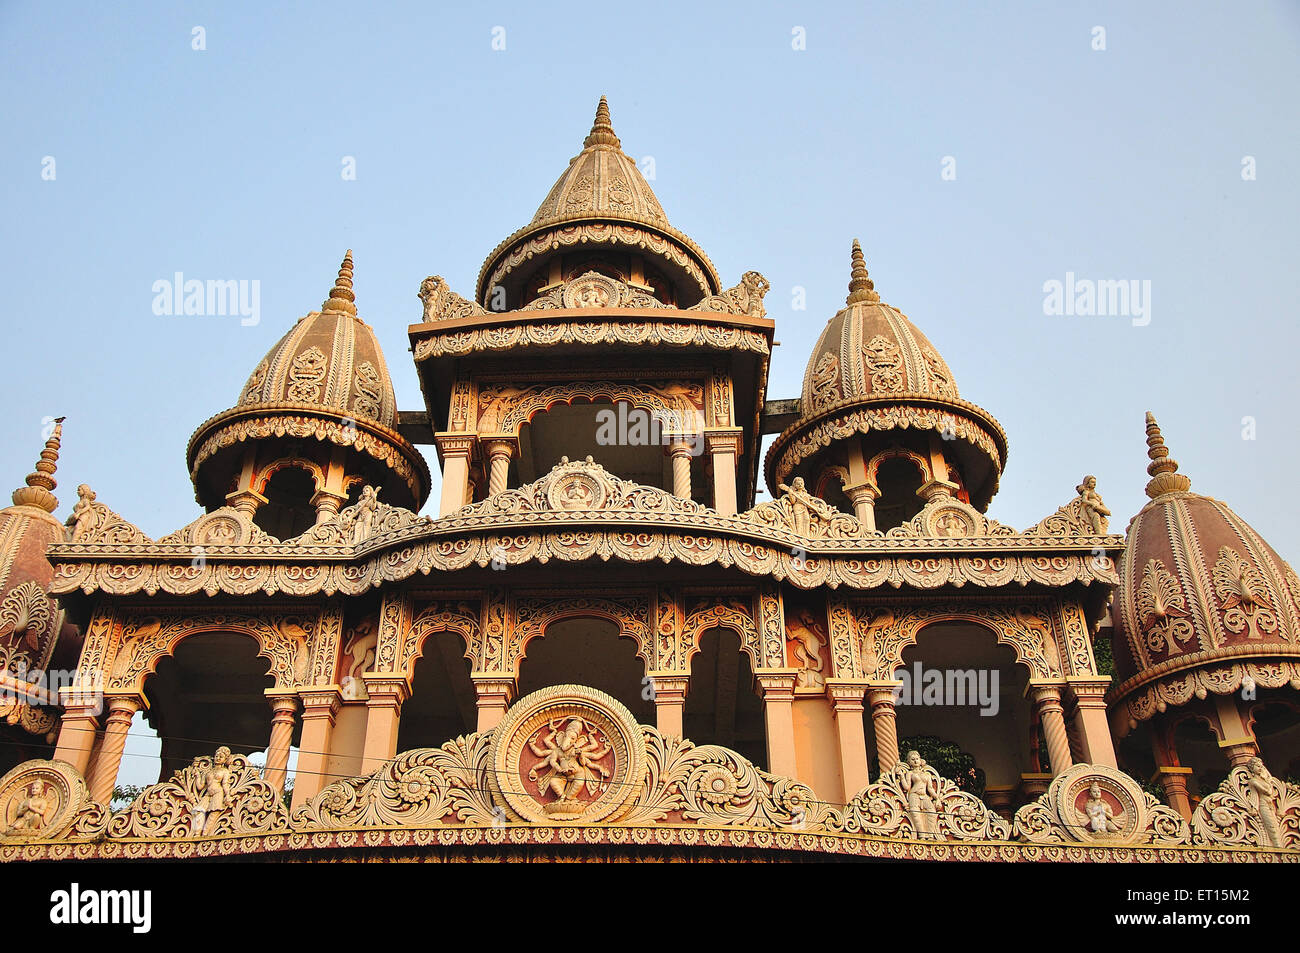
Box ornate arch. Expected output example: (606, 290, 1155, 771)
(682, 602, 761, 671)
(863, 447, 933, 492)
(509, 594, 653, 678)
(398, 601, 480, 678)
(486, 382, 704, 436)
(858, 603, 1064, 682)
(106, 611, 312, 693)
(253, 456, 325, 495)
(814, 465, 850, 501)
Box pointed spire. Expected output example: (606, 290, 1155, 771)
(846, 239, 880, 305)
(322, 249, 357, 315)
(12, 418, 65, 512)
(1144, 412, 1192, 499)
(583, 96, 622, 150)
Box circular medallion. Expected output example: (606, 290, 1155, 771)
(1054, 764, 1144, 844)
(929, 506, 974, 539)
(562, 273, 619, 309)
(0, 760, 89, 842)
(489, 685, 645, 824)
(547, 471, 607, 511)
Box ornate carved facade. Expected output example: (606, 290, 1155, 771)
(1, 99, 1296, 863)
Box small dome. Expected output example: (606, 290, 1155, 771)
(236, 250, 398, 428)
(801, 242, 958, 411)
(476, 98, 721, 307)
(1111, 414, 1300, 695)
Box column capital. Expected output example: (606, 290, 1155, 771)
(435, 431, 477, 459)
(647, 673, 690, 697)
(225, 487, 267, 515)
(843, 481, 880, 503)
(361, 673, 411, 705)
(704, 428, 743, 455)
(298, 686, 344, 717)
(917, 478, 961, 503)
(103, 693, 145, 717)
(481, 434, 518, 457)
(824, 678, 870, 708)
(753, 669, 799, 699)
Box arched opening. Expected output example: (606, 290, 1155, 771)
(1251, 697, 1300, 783)
(254, 466, 317, 540)
(873, 457, 925, 531)
(142, 632, 278, 783)
(1171, 714, 1229, 804)
(395, 631, 476, 752)
(683, 628, 766, 768)
(515, 616, 653, 724)
(883, 621, 1031, 805)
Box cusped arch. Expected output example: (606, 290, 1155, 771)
(510, 599, 653, 679)
(871, 608, 1061, 683)
(682, 604, 762, 671)
(253, 457, 325, 496)
(863, 447, 933, 492)
(107, 614, 309, 694)
(494, 382, 703, 436)
(399, 604, 480, 678)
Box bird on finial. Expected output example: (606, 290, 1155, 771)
(1144, 412, 1192, 499)
(583, 96, 621, 150)
(322, 249, 357, 315)
(11, 417, 65, 512)
(846, 239, 880, 305)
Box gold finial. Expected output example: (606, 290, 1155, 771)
(12, 417, 65, 512)
(322, 249, 357, 315)
(583, 96, 621, 150)
(1144, 411, 1191, 499)
(846, 239, 880, 305)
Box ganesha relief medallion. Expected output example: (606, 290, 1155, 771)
(489, 685, 645, 823)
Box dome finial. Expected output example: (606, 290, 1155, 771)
(12, 417, 65, 512)
(322, 249, 357, 315)
(846, 238, 880, 305)
(583, 96, 621, 150)
(1144, 411, 1192, 499)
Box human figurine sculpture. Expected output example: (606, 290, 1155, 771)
(527, 718, 611, 810)
(5, 779, 53, 834)
(1075, 475, 1111, 535)
(785, 609, 827, 689)
(899, 750, 942, 839)
(417, 276, 443, 322)
(776, 477, 838, 536)
(1244, 757, 1283, 848)
(192, 747, 235, 837)
(66, 484, 98, 541)
(352, 486, 379, 544)
(1081, 781, 1120, 835)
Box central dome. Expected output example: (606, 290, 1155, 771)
(476, 98, 721, 309)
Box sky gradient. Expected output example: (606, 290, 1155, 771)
(2, 1, 1297, 783)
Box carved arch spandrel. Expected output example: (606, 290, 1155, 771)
(105, 609, 315, 693)
(399, 600, 480, 677)
(863, 447, 934, 491)
(484, 381, 704, 437)
(508, 592, 654, 679)
(681, 600, 761, 671)
(374, 591, 414, 675)
(852, 601, 1069, 682)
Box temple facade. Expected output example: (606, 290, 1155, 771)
(0, 99, 1296, 862)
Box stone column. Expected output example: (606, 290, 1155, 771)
(666, 440, 694, 501)
(755, 671, 799, 779)
(1066, 677, 1117, 768)
(868, 685, 901, 771)
(1030, 683, 1073, 776)
(482, 436, 516, 498)
(263, 692, 299, 793)
(53, 688, 102, 776)
(705, 429, 742, 516)
(471, 675, 516, 732)
(649, 674, 689, 738)
(842, 483, 878, 531)
(360, 675, 411, 774)
(435, 432, 475, 517)
(292, 688, 342, 811)
(1153, 766, 1194, 821)
(310, 489, 349, 525)
(87, 695, 141, 804)
(224, 487, 267, 517)
(827, 680, 871, 800)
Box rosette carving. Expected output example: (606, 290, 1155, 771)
(830, 757, 1010, 841)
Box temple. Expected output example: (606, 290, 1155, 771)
(1, 99, 1296, 862)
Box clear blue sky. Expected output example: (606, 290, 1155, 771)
(3, 1, 1298, 547)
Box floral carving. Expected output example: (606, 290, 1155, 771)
(863, 334, 903, 392)
(1013, 764, 1189, 846)
(830, 754, 1009, 841)
(1212, 547, 1277, 642)
(809, 352, 840, 411)
(1190, 758, 1299, 849)
(351, 361, 384, 420)
(286, 346, 328, 403)
(1135, 558, 1195, 656)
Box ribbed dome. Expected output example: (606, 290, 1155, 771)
(476, 98, 721, 306)
(237, 250, 397, 428)
(1112, 414, 1300, 692)
(801, 244, 957, 413)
